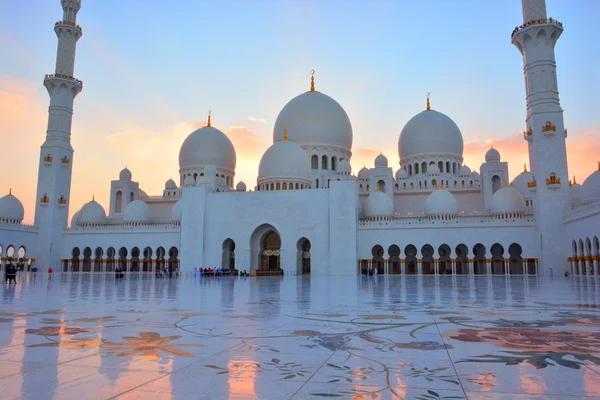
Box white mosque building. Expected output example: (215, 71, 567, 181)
(0, 0, 599, 277)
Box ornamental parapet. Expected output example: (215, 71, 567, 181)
(358, 213, 535, 227)
(44, 73, 83, 87)
(511, 17, 563, 37)
(55, 20, 82, 31)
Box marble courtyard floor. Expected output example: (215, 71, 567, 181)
(1, 274, 600, 399)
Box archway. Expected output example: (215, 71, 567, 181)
(455, 244, 468, 274)
(491, 243, 505, 275)
(473, 243, 487, 275)
(572, 240, 579, 275)
(586, 237, 593, 275)
(388, 245, 401, 274)
(115, 191, 122, 213)
(82, 247, 92, 272)
(508, 243, 523, 274)
(377, 180, 386, 193)
(156, 247, 166, 272)
(297, 238, 311, 275)
(222, 239, 236, 271)
(71, 247, 80, 272)
(118, 247, 128, 272)
(130, 247, 140, 272)
(421, 244, 434, 275)
(106, 247, 116, 272)
(372, 245, 384, 274)
(491, 175, 501, 194)
(250, 224, 282, 272)
(143, 247, 152, 272)
(405, 245, 417, 275)
(168, 247, 179, 272)
(94, 247, 103, 272)
(438, 244, 452, 275)
(579, 239, 585, 275)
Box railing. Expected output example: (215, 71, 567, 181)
(55, 20, 82, 31)
(0, 221, 37, 230)
(511, 17, 563, 37)
(66, 223, 180, 232)
(359, 214, 535, 227)
(44, 74, 83, 87)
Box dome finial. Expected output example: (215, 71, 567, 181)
(503, 179, 509, 188)
(92, 194, 95, 202)
(597, 161, 600, 171)
(281, 125, 289, 141)
(310, 69, 315, 92)
(8, 188, 11, 196)
(524, 163, 528, 172)
(137, 192, 141, 201)
(207, 110, 211, 127)
(426, 92, 431, 111)
(573, 175, 577, 185)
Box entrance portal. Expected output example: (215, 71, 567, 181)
(297, 238, 311, 275)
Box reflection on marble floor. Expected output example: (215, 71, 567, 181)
(1, 274, 600, 399)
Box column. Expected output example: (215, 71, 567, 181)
(505, 258, 511, 275)
(400, 259, 405, 275)
(468, 258, 474, 275)
(451, 258, 456, 275)
(434, 259, 439, 275)
(417, 259, 422, 275)
(594, 256, 599, 276)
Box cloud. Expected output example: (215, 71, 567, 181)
(247, 116, 267, 124)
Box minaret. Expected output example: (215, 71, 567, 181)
(511, 0, 569, 273)
(34, 0, 83, 269)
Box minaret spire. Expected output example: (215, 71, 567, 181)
(512, 0, 569, 275)
(310, 69, 315, 92)
(34, 0, 84, 270)
(426, 92, 431, 111)
(207, 110, 211, 127)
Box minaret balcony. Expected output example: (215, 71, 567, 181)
(44, 74, 83, 89)
(55, 20, 82, 32)
(527, 180, 537, 191)
(40, 194, 50, 205)
(523, 127, 533, 141)
(546, 176, 561, 190)
(61, 156, 71, 166)
(511, 17, 563, 38)
(43, 154, 53, 166)
(541, 121, 557, 138)
(57, 196, 68, 206)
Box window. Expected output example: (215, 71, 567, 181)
(421, 162, 427, 174)
(438, 161, 443, 172)
(377, 180, 386, 193)
(311, 155, 318, 169)
(415, 164, 419, 174)
(276, 182, 281, 190)
(282, 183, 287, 190)
(331, 156, 337, 171)
(322, 155, 328, 170)
(129, 192, 134, 203)
(115, 191, 122, 213)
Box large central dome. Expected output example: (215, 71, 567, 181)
(179, 126, 236, 171)
(273, 91, 353, 151)
(398, 109, 463, 160)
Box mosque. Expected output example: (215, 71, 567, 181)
(0, 0, 598, 277)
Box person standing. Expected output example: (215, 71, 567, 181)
(48, 266, 54, 281)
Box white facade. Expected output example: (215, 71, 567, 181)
(1, 0, 598, 277)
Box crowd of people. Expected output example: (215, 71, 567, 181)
(193, 268, 249, 277)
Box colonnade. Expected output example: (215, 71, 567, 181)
(569, 256, 600, 276)
(358, 258, 538, 275)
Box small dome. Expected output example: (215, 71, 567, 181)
(374, 153, 388, 168)
(204, 163, 217, 177)
(395, 168, 408, 180)
(571, 184, 583, 208)
(236, 181, 247, 191)
(511, 171, 533, 197)
(364, 190, 394, 217)
(258, 139, 311, 184)
(398, 109, 463, 160)
(171, 200, 182, 221)
(77, 199, 107, 224)
(491, 186, 526, 214)
(119, 167, 132, 181)
(179, 126, 236, 171)
(428, 164, 440, 174)
(337, 159, 351, 174)
(124, 200, 151, 223)
(471, 171, 481, 181)
(582, 170, 600, 203)
(165, 179, 177, 190)
(70, 210, 80, 227)
(485, 147, 501, 163)
(425, 189, 457, 215)
(183, 175, 195, 187)
(358, 166, 370, 181)
(273, 90, 353, 151)
(459, 165, 472, 175)
(0, 192, 24, 222)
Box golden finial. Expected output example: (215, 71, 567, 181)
(92, 195, 95, 202)
(597, 161, 600, 171)
(573, 176, 577, 185)
(503, 179, 509, 188)
(281, 125, 289, 141)
(524, 163, 528, 172)
(137, 193, 141, 201)
(207, 110, 211, 127)
(8, 188, 11, 196)
(310, 70, 315, 92)
(426, 92, 431, 111)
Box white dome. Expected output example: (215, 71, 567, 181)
(70, 210, 80, 227)
(364, 190, 394, 217)
(374, 153, 388, 168)
(204, 163, 217, 177)
(77, 200, 107, 224)
(485, 147, 501, 163)
(124, 200, 151, 222)
(358, 166, 370, 181)
(471, 171, 481, 181)
(0, 192, 24, 222)
(459, 165, 472, 175)
(337, 159, 351, 174)
(165, 179, 177, 190)
(491, 186, 526, 214)
(571, 184, 584, 208)
(511, 171, 533, 197)
(398, 110, 463, 160)
(582, 170, 600, 203)
(273, 91, 353, 151)
(179, 126, 236, 171)
(171, 200, 182, 221)
(236, 181, 247, 191)
(119, 167, 132, 181)
(183, 175, 195, 187)
(395, 168, 408, 180)
(258, 139, 311, 184)
(428, 164, 440, 174)
(425, 189, 457, 215)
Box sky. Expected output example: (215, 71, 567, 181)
(0, 0, 599, 224)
